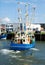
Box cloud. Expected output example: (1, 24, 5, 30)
(2, 17, 10, 22)
(0, 17, 11, 24)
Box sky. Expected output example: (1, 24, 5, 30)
(0, 0, 45, 24)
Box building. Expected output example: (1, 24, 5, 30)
(0, 24, 6, 34)
(6, 23, 13, 33)
(0, 23, 41, 34)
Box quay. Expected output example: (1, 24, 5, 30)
(35, 33, 45, 41)
(6, 32, 45, 41)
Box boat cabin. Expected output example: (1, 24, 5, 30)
(13, 31, 35, 44)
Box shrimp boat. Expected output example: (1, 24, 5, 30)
(10, 30, 35, 51)
(0, 33, 7, 39)
(10, 2, 35, 51)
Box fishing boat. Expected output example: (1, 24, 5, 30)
(0, 33, 7, 39)
(10, 31, 35, 51)
(10, 2, 35, 51)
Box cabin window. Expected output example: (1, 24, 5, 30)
(18, 33, 20, 36)
(21, 32, 25, 36)
(14, 39, 17, 43)
(32, 36, 34, 38)
(23, 39, 25, 42)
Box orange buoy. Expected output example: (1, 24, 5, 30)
(17, 39, 21, 44)
(28, 36, 31, 43)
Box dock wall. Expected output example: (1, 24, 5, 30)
(35, 33, 45, 41)
(6, 32, 45, 41)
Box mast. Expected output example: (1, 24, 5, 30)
(17, 2, 22, 31)
(25, 3, 29, 23)
(31, 6, 36, 23)
(17, 2, 36, 31)
(17, 2, 22, 23)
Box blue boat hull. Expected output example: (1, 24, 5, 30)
(10, 41, 35, 51)
(0, 34, 7, 39)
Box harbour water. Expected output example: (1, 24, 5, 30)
(0, 40, 45, 65)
